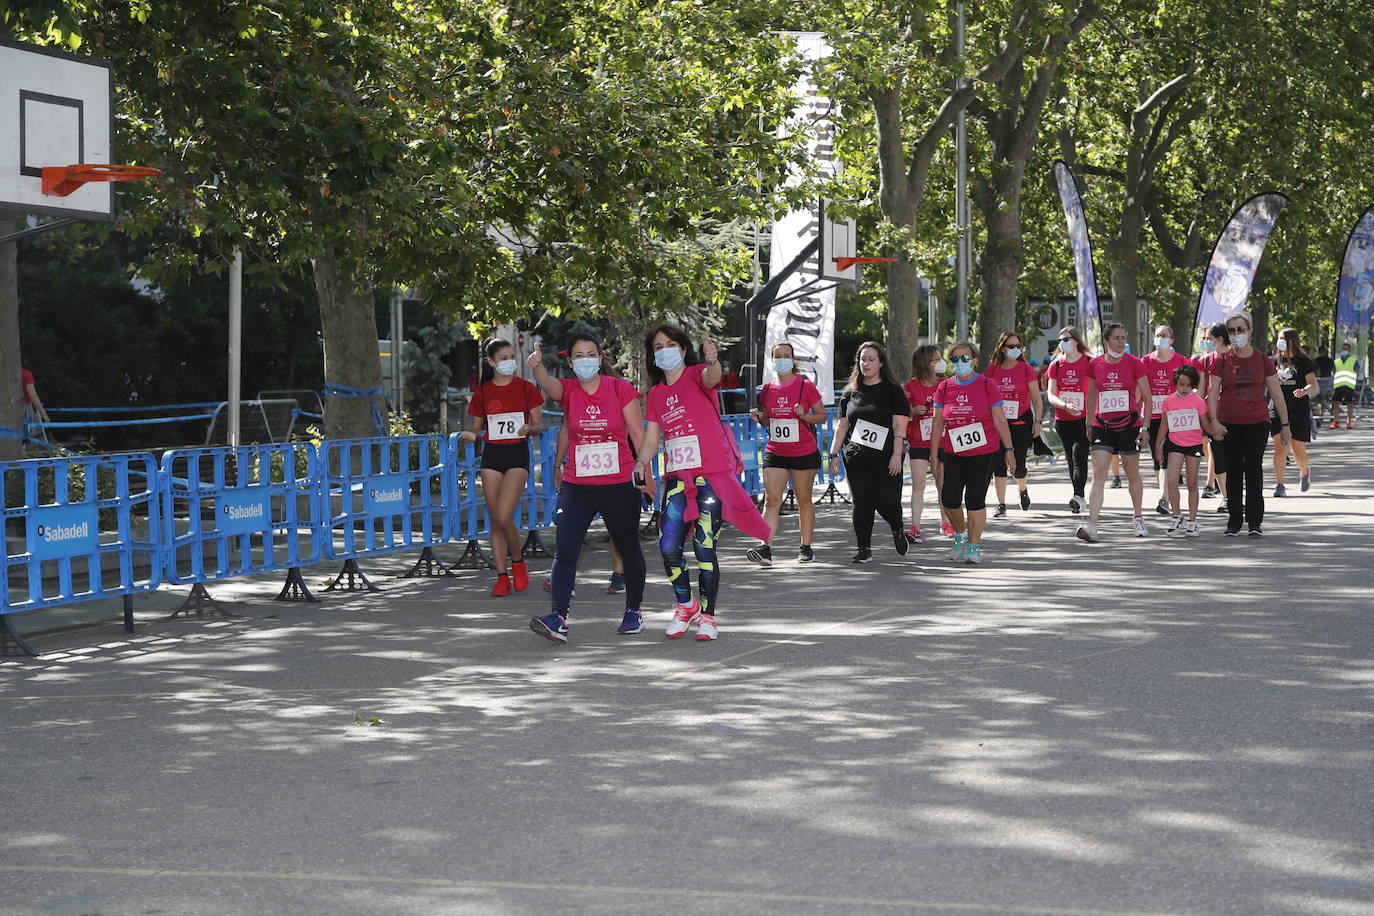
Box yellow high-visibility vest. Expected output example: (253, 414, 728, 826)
(1333, 355, 1358, 389)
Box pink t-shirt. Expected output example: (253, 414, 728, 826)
(1046, 354, 1090, 421)
(646, 363, 734, 476)
(20, 368, 34, 404)
(1162, 391, 1209, 447)
(560, 375, 639, 485)
(983, 360, 1037, 420)
(1088, 354, 1146, 427)
(933, 374, 1003, 457)
(904, 378, 941, 446)
(1143, 351, 1190, 418)
(759, 376, 823, 457)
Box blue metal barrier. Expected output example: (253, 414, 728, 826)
(1, 452, 162, 653)
(160, 442, 323, 608)
(318, 435, 449, 589)
(446, 434, 493, 569)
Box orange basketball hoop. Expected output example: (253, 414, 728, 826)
(834, 256, 897, 272)
(41, 163, 161, 197)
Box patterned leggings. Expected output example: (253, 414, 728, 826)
(659, 475, 722, 615)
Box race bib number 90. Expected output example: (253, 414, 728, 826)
(949, 422, 988, 454)
(1167, 410, 1201, 434)
(488, 411, 525, 442)
(1097, 389, 1130, 414)
(769, 418, 799, 442)
(852, 419, 890, 450)
(665, 435, 701, 472)
(574, 441, 620, 476)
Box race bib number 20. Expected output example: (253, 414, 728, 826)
(852, 419, 890, 450)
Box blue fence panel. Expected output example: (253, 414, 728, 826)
(516, 426, 559, 532)
(2, 452, 161, 615)
(160, 443, 322, 585)
(722, 413, 766, 496)
(319, 435, 449, 560)
(817, 407, 847, 485)
(447, 434, 489, 542)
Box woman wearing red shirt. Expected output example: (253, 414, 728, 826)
(1207, 310, 1290, 536)
(460, 337, 544, 596)
(903, 344, 948, 543)
(1046, 326, 1091, 514)
(983, 330, 1043, 517)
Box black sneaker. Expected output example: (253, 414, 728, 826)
(892, 529, 909, 556)
(797, 545, 814, 563)
(1019, 490, 1031, 511)
(1216, 499, 1229, 514)
(1156, 497, 1171, 516)
(993, 503, 1007, 518)
(746, 544, 773, 566)
(1111, 475, 1123, 489)
(1202, 484, 1217, 498)
(1248, 527, 1263, 537)
(851, 547, 873, 564)
(1224, 527, 1241, 537)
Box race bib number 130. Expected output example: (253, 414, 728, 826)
(949, 422, 988, 454)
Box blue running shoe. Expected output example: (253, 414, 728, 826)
(530, 612, 568, 643)
(607, 572, 626, 594)
(617, 609, 644, 635)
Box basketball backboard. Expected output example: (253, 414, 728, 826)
(0, 37, 115, 221)
(818, 198, 857, 284)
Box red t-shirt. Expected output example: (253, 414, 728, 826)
(1088, 354, 1146, 428)
(903, 378, 942, 447)
(560, 375, 639, 485)
(759, 376, 823, 457)
(983, 360, 1037, 422)
(1142, 351, 1190, 418)
(1211, 349, 1277, 425)
(20, 368, 34, 404)
(934, 374, 1003, 457)
(646, 363, 734, 476)
(468, 377, 543, 443)
(1046, 355, 1090, 421)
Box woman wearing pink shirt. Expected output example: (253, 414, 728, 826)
(903, 344, 949, 543)
(928, 342, 1016, 564)
(1046, 326, 1091, 514)
(983, 330, 1043, 517)
(748, 342, 827, 564)
(636, 325, 770, 641)
(1076, 323, 1151, 542)
(1142, 325, 1190, 514)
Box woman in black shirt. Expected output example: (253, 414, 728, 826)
(827, 341, 911, 563)
(1271, 327, 1317, 495)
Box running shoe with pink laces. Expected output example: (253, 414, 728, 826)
(905, 524, 923, 544)
(695, 613, 718, 641)
(940, 521, 955, 537)
(664, 599, 701, 638)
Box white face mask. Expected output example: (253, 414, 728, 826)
(933, 359, 948, 375)
(1230, 333, 1249, 349)
(1106, 346, 1125, 359)
(1005, 347, 1023, 360)
(1276, 339, 1289, 353)
(1155, 337, 1171, 351)
(494, 359, 518, 377)
(1058, 339, 1075, 354)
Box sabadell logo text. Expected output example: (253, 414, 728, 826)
(35, 521, 90, 543)
(370, 487, 404, 503)
(223, 502, 266, 521)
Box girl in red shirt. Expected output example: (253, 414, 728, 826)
(903, 344, 949, 543)
(983, 330, 1043, 517)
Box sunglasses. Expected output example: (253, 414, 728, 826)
(1057, 337, 1072, 343)
(951, 355, 973, 363)
(1226, 326, 1247, 333)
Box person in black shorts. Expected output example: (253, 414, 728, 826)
(1270, 327, 1317, 495)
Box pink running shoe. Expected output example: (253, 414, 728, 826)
(695, 613, 718, 641)
(665, 599, 701, 638)
(940, 521, 955, 538)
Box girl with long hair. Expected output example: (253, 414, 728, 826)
(984, 330, 1043, 516)
(1270, 327, 1316, 495)
(903, 344, 949, 543)
(1046, 325, 1091, 514)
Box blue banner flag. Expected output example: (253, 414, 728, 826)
(1335, 205, 1374, 359)
(1194, 193, 1288, 347)
(1053, 162, 1104, 356)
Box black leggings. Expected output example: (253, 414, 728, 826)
(991, 411, 1034, 479)
(550, 482, 647, 616)
(1221, 422, 1269, 530)
(1057, 418, 1089, 497)
(941, 450, 996, 511)
(844, 462, 904, 548)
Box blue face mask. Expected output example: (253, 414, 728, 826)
(1058, 339, 1074, 354)
(1155, 337, 1171, 351)
(1201, 340, 1216, 352)
(952, 357, 974, 378)
(654, 346, 684, 372)
(572, 357, 600, 381)
(1006, 347, 1023, 360)
(773, 357, 794, 375)
(494, 359, 518, 377)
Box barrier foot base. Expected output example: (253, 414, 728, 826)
(640, 509, 660, 540)
(1, 615, 39, 657)
(521, 530, 555, 559)
(171, 582, 232, 618)
(325, 558, 380, 593)
(448, 539, 495, 570)
(402, 547, 456, 579)
(123, 594, 135, 634)
(275, 566, 321, 602)
(817, 480, 851, 505)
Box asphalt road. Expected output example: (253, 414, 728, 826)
(3, 427, 1371, 915)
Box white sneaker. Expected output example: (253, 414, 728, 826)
(665, 599, 701, 639)
(1166, 516, 1184, 537)
(1185, 521, 1200, 537)
(695, 613, 718, 641)
(1133, 516, 1149, 537)
(1075, 524, 1099, 543)
(1070, 494, 1088, 513)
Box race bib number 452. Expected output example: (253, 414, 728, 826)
(665, 435, 701, 472)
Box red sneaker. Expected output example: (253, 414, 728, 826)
(940, 521, 955, 538)
(491, 574, 513, 597)
(511, 560, 530, 592)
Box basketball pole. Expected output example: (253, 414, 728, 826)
(954, 1, 970, 342)
(743, 235, 821, 410)
(228, 245, 242, 448)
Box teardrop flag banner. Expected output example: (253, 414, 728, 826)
(1193, 193, 1288, 347)
(1053, 161, 1103, 356)
(1335, 204, 1374, 359)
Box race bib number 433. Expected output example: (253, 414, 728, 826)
(574, 441, 620, 476)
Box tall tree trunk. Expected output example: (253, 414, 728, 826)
(313, 254, 385, 440)
(1109, 197, 1144, 349)
(873, 85, 921, 379)
(976, 183, 1023, 357)
(0, 220, 23, 462)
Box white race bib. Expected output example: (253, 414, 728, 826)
(769, 418, 799, 443)
(1001, 399, 1021, 419)
(665, 435, 701, 473)
(949, 422, 988, 454)
(488, 411, 525, 442)
(1097, 389, 1130, 415)
(919, 417, 934, 441)
(1151, 394, 1166, 416)
(1062, 391, 1085, 411)
(1167, 410, 1201, 434)
(852, 419, 890, 450)
(574, 441, 620, 477)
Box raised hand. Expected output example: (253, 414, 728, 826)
(703, 333, 718, 365)
(526, 343, 543, 371)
